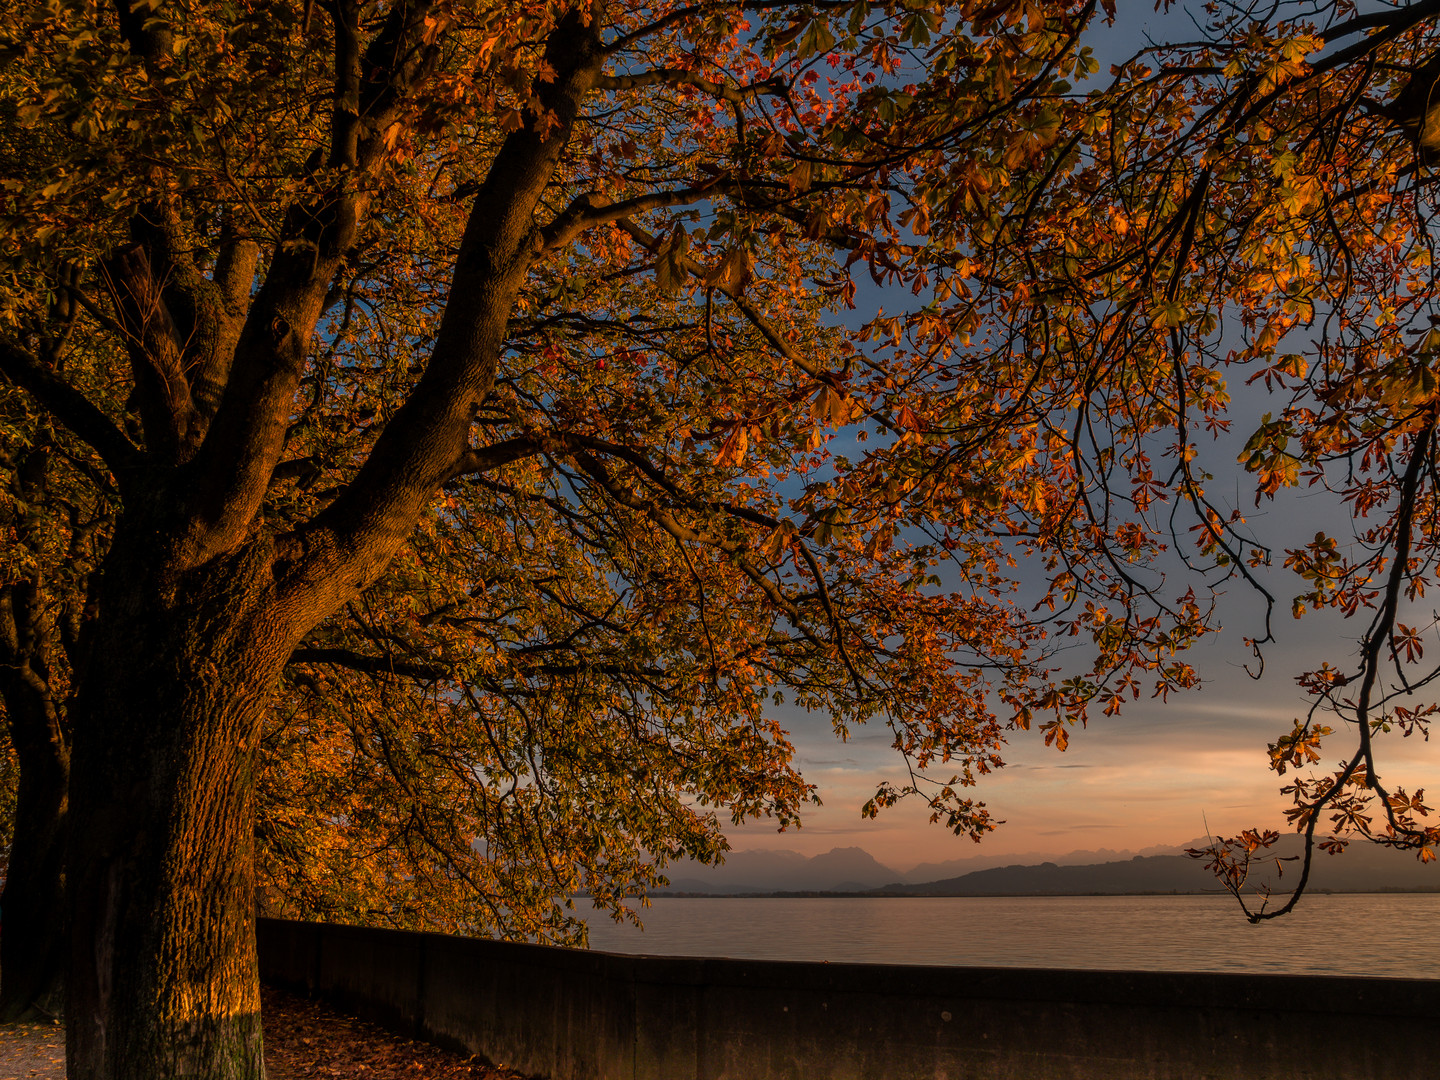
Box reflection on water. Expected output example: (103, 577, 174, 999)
(580, 894, 1440, 978)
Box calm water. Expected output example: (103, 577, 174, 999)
(581, 894, 1440, 979)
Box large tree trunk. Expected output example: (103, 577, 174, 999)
(65, 529, 296, 1080)
(0, 672, 69, 1022)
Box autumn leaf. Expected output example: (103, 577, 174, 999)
(714, 423, 748, 467)
(655, 226, 689, 295)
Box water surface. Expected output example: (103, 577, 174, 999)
(581, 894, 1440, 978)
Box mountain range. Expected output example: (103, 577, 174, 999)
(657, 837, 1440, 895)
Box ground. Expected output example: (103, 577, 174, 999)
(0, 1017, 63, 1079)
(0, 984, 529, 1079)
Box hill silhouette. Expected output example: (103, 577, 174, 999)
(656, 837, 1440, 895)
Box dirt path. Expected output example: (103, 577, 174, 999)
(0, 985, 527, 1080)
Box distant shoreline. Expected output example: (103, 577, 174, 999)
(596, 886, 1440, 899)
(647, 837, 1440, 896)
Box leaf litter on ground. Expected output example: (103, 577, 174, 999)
(0, 984, 531, 1079)
(261, 984, 530, 1080)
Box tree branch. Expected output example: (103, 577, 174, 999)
(541, 183, 733, 251)
(596, 68, 785, 104)
(1320, 0, 1440, 44)
(442, 435, 546, 482)
(111, 0, 172, 64)
(189, 215, 259, 421)
(287, 646, 448, 682)
(0, 339, 139, 483)
(564, 444, 807, 626)
(284, 4, 607, 613)
(98, 245, 202, 462)
(328, 0, 365, 170)
(181, 0, 446, 565)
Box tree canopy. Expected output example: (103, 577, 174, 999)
(1010, 0, 1440, 919)
(6, 0, 1440, 1073)
(0, 0, 1142, 1072)
(0, 0, 1118, 930)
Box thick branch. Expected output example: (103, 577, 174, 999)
(329, 0, 364, 170)
(287, 646, 448, 681)
(0, 340, 138, 482)
(358, 0, 445, 125)
(189, 216, 259, 421)
(284, 4, 606, 613)
(443, 435, 546, 482)
(1320, 0, 1440, 44)
(111, 0, 172, 64)
(541, 183, 731, 251)
(181, 0, 445, 565)
(99, 245, 201, 462)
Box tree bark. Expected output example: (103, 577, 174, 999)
(65, 525, 296, 1080)
(0, 436, 74, 1021)
(0, 671, 69, 1022)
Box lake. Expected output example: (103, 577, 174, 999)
(580, 894, 1440, 978)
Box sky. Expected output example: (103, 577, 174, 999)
(726, 481, 1440, 870)
(714, 0, 1440, 872)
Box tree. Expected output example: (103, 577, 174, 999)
(1145, 0, 1440, 919)
(0, 271, 106, 1020)
(853, 0, 1440, 917)
(0, 437, 79, 1024)
(0, 0, 1137, 1075)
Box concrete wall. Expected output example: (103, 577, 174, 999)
(257, 917, 1440, 1080)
